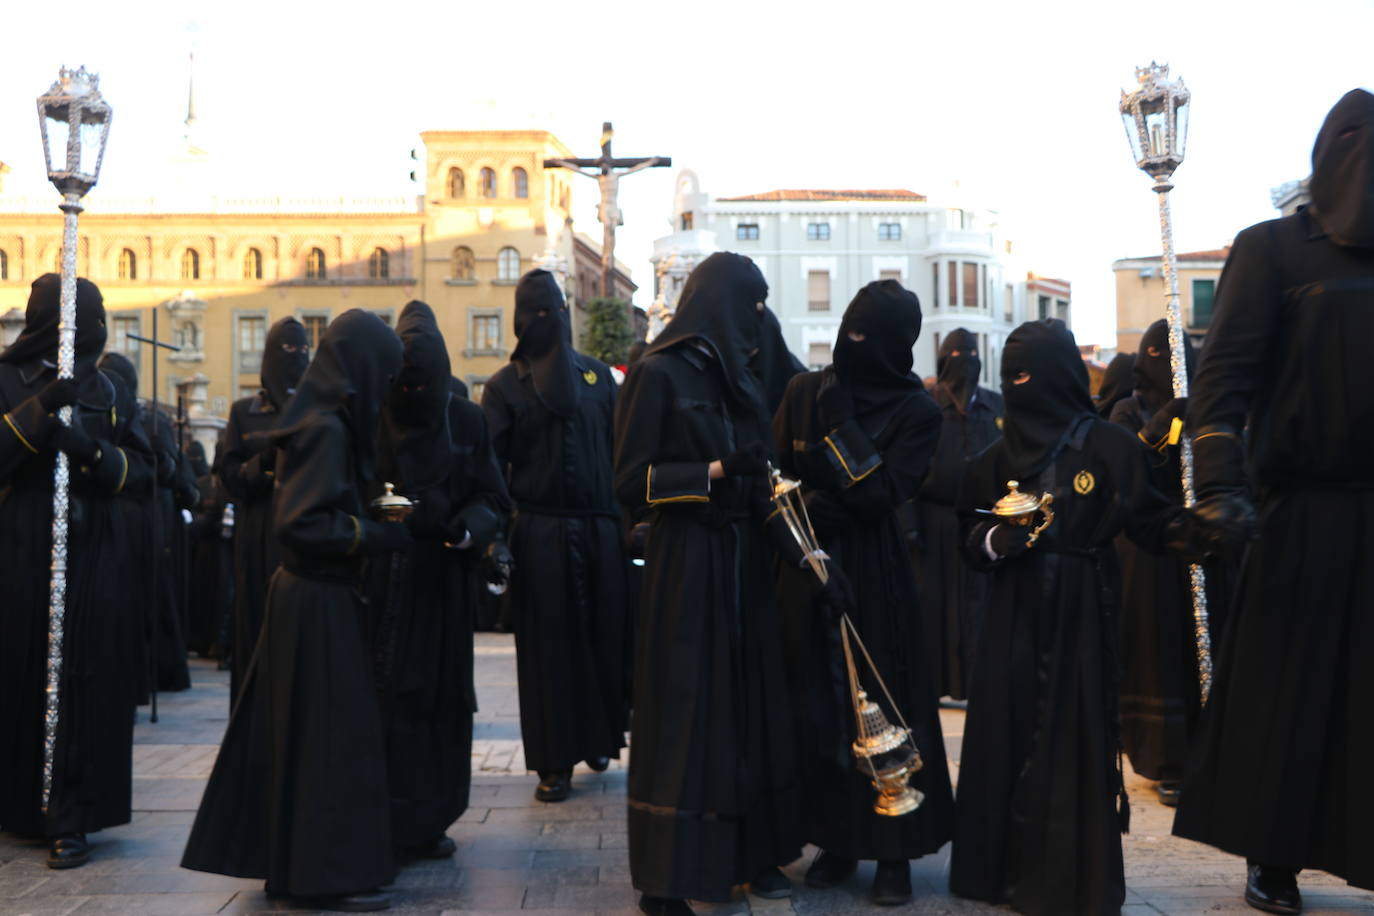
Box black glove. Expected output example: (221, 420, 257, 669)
(38, 378, 79, 412)
(812, 557, 855, 622)
(990, 523, 1033, 558)
(458, 502, 501, 546)
(1141, 397, 1188, 447)
(816, 373, 854, 429)
(369, 520, 415, 554)
(721, 441, 769, 479)
(1190, 491, 1256, 556)
(482, 540, 514, 590)
(55, 424, 101, 466)
(627, 522, 650, 561)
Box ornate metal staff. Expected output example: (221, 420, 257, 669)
(1119, 62, 1212, 702)
(35, 67, 112, 813)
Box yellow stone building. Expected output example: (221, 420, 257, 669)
(0, 129, 631, 449)
(1112, 247, 1229, 356)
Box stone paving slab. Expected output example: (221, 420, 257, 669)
(2, 638, 1373, 914)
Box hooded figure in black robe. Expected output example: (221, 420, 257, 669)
(219, 317, 310, 701)
(0, 275, 154, 866)
(481, 270, 630, 800)
(911, 327, 1003, 700)
(98, 352, 197, 694)
(185, 440, 228, 658)
(614, 251, 828, 910)
(1095, 352, 1137, 420)
(366, 301, 511, 857)
(1173, 88, 1374, 906)
(948, 318, 1204, 916)
(182, 310, 408, 909)
(751, 304, 806, 415)
(772, 280, 954, 905)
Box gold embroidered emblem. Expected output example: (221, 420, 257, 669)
(995, 416, 1004, 430)
(1073, 470, 1096, 495)
(583, 369, 598, 385)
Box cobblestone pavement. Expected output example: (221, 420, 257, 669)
(2, 634, 1372, 915)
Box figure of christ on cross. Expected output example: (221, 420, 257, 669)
(544, 122, 671, 314)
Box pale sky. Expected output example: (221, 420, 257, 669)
(2, 0, 1369, 348)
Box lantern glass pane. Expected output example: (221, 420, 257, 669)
(1174, 97, 1189, 159)
(1122, 110, 1145, 162)
(78, 116, 103, 176)
(1143, 100, 1169, 158)
(43, 109, 70, 175)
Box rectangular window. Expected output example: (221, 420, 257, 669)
(1004, 284, 1014, 323)
(111, 315, 141, 376)
(807, 271, 831, 312)
(962, 262, 979, 308)
(238, 315, 266, 374)
(879, 269, 902, 283)
(472, 314, 500, 351)
(806, 342, 831, 370)
(467, 378, 487, 401)
(1191, 279, 1216, 327)
(1038, 295, 1051, 320)
(806, 222, 831, 241)
(681, 213, 694, 231)
(878, 222, 901, 241)
(932, 263, 940, 308)
(1056, 299, 1070, 323)
(947, 262, 958, 308)
(736, 223, 759, 241)
(301, 314, 329, 350)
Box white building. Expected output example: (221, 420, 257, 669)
(650, 172, 1070, 383)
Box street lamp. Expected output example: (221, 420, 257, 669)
(1119, 62, 1212, 702)
(36, 65, 112, 813)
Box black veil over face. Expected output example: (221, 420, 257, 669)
(0, 273, 107, 378)
(1095, 352, 1137, 419)
(381, 300, 453, 490)
(261, 317, 310, 411)
(831, 279, 924, 413)
(1133, 318, 1194, 411)
(647, 252, 768, 413)
(936, 327, 981, 409)
(511, 269, 578, 419)
(749, 304, 805, 415)
(272, 308, 402, 481)
(1309, 88, 1374, 249)
(999, 318, 1096, 479)
(97, 351, 139, 395)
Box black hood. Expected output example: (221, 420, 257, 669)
(1095, 351, 1136, 419)
(936, 327, 981, 410)
(749, 304, 805, 415)
(381, 301, 453, 491)
(1133, 318, 1194, 411)
(1309, 88, 1374, 249)
(97, 351, 139, 395)
(646, 251, 768, 414)
(831, 279, 924, 415)
(261, 317, 310, 411)
(0, 273, 108, 378)
(511, 269, 578, 418)
(273, 309, 402, 481)
(185, 439, 210, 478)
(999, 318, 1096, 479)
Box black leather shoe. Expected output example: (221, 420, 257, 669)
(46, 833, 90, 869)
(1245, 863, 1301, 915)
(804, 850, 858, 888)
(638, 894, 693, 915)
(748, 865, 792, 899)
(586, 756, 610, 772)
(1157, 781, 1182, 807)
(872, 859, 912, 906)
(291, 890, 391, 911)
(535, 770, 572, 802)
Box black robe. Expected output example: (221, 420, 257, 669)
(912, 384, 1003, 700)
(1172, 206, 1374, 888)
(187, 469, 230, 658)
(949, 418, 1180, 916)
(0, 364, 152, 836)
(219, 393, 282, 701)
(144, 411, 196, 692)
(772, 370, 954, 862)
(613, 344, 801, 902)
(481, 352, 630, 774)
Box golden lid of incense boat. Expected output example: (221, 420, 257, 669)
(991, 480, 1046, 519)
(369, 482, 414, 521)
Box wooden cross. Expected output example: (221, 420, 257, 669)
(544, 122, 671, 313)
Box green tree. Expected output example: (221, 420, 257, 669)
(580, 296, 634, 366)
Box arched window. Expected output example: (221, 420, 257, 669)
(0, 249, 8, 281)
(243, 247, 263, 280)
(368, 247, 389, 279)
(117, 248, 136, 280)
(447, 167, 465, 198)
(181, 248, 200, 280)
(497, 246, 520, 282)
(479, 167, 496, 198)
(306, 247, 326, 280)
(451, 246, 475, 281)
(512, 167, 529, 198)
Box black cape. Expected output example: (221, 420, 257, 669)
(1173, 89, 1374, 890)
(182, 310, 402, 897)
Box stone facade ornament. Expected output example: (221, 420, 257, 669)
(162, 290, 207, 363)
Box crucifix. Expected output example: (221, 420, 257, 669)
(544, 122, 670, 316)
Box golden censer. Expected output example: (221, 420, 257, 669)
(990, 479, 1054, 547)
(369, 482, 415, 522)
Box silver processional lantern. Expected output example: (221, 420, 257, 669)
(1119, 62, 1213, 703)
(36, 65, 112, 814)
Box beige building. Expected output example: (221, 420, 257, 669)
(0, 129, 627, 449)
(1112, 247, 1229, 356)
